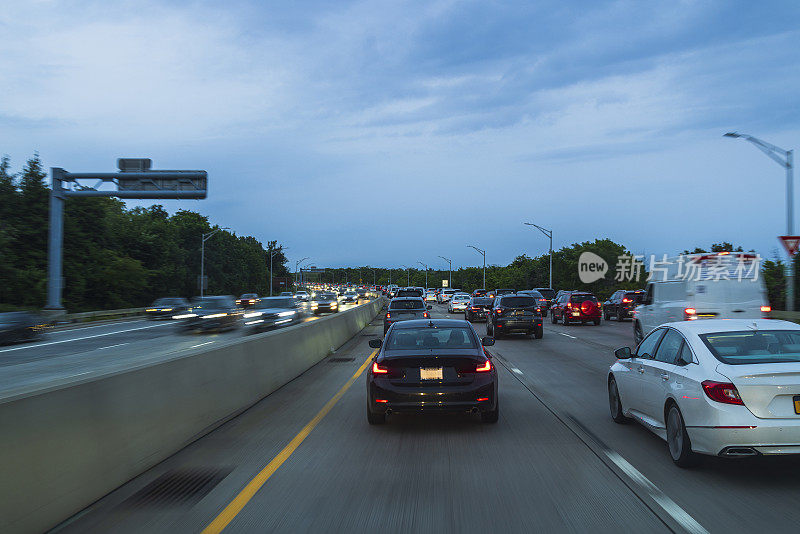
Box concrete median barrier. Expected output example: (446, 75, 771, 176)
(0, 298, 385, 534)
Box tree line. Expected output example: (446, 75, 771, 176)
(0, 154, 289, 312)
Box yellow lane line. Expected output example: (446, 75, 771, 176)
(201, 349, 377, 534)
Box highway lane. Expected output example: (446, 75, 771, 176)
(57, 304, 674, 533)
(0, 302, 361, 399)
(466, 306, 800, 534)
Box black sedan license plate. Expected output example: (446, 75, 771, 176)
(420, 367, 443, 380)
(794, 395, 800, 415)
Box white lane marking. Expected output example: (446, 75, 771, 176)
(0, 323, 174, 353)
(604, 450, 708, 534)
(189, 341, 214, 349)
(511, 368, 523, 375)
(558, 332, 577, 339)
(97, 342, 129, 351)
(55, 319, 146, 334)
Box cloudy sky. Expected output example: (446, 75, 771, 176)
(2, 0, 799, 270)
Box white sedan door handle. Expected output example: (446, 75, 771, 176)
(660, 373, 669, 381)
(637, 366, 645, 374)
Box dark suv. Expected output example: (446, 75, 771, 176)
(384, 297, 431, 333)
(602, 290, 644, 321)
(396, 288, 423, 298)
(465, 297, 494, 322)
(551, 292, 601, 325)
(486, 294, 543, 339)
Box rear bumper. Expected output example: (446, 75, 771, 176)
(368, 376, 497, 414)
(688, 420, 800, 456)
(495, 317, 542, 332)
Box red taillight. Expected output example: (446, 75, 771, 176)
(622, 298, 631, 303)
(470, 306, 480, 311)
(375, 399, 388, 403)
(423, 312, 430, 318)
(761, 305, 771, 313)
(701, 381, 743, 405)
(475, 359, 492, 372)
(477, 397, 489, 402)
(372, 361, 389, 374)
(495, 308, 503, 315)
(385, 312, 391, 319)
(684, 307, 697, 320)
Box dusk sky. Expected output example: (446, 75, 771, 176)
(2, 0, 799, 270)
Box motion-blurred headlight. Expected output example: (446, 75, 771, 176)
(202, 313, 228, 319)
(243, 311, 263, 318)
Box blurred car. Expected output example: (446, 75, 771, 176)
(236, 293, 260, 308)
(465, 297, 494, 322)
(0, 311, 49, 344)
(383, 297, 431, 333)
(179, 296, 241, 332)
(534, 287, 556, 311)
(437, 288, 456, 303)
(551, 292, 601, 325)
(448, 293, 471, 313)
(608, 319, 800, 466)
(603, 290, 644, 322)
(495, 289, 514, 297)
(242, 296, 305, 332)
(425, 289, 438, 302)
(311, 293, 339, 314)
(356, 288, 368, 301)
(517, 290, 549, 317)
(366, 319, 498, 424)
(295, 291, 310, 302)
(279, 291, 294, 298)
(342, 290, 359, 304)
(472, 289, 487, 297)
(145, 297, 190, 319)
(486, 294, 543, 339)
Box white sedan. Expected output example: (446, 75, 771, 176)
(448, 294, 471, 313)
(608, 319, 800, 467)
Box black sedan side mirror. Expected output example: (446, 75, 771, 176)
(481, 337, 495, 346)
(427, 305, 432, 310)
(368, 339, 383, 348)
(614, 346, 632, 359)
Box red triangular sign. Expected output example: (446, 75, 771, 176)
(779, 236, 800, 257)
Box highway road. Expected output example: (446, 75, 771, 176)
(48, 302, 800, 534)
(0, 302, 360, 400)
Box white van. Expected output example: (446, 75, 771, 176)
(633, 253, 770, 344)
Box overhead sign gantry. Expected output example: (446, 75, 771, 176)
(44, 158, 208, 313)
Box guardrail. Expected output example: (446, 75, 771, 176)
(0, 297, 385, 533)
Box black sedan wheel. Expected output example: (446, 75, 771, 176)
(617, 308, 625, 322)
(481, 399, 499, 423)
(533, 325, 543, 339)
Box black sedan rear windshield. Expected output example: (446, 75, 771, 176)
(387, 327, 477, 349)
(390, 299, 425, 310)
(500, 296, 536, 307)
(699, 330, 800, 364)
(471, 298, 493, 306)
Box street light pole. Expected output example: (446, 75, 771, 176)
(523, 222, 553, 289)
(438, 256, 452, 288)
(467, 245, 486, 289)
(200, 227, 229, 298)
(295, 257, 309, 289)
(417, 261, 428, 289)
(401, 265, 411, 286)
(725, 132, 795, 310)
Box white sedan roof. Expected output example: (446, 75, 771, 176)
(659, 319, 800, 335)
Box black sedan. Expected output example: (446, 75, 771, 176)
(242, 297, 305, 332)
(464, 297, 494, 322)
(145, 297, 190, 319)
(179, 296, 241, 333)
(366, 319, 498, 424)
(0, 312, 50, 345)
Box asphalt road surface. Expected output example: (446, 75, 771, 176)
(50, 303, 800, 533)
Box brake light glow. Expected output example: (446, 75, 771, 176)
(684, 307, 697, 320)
(372, 362, 389, 374)
(495, 308, 502, 315)
(477, 397, 489, 402)
(375, 399, 388, 403)
(475, 360, 492, 372)
(622, 298, 631, 303)
(701, 381, 743, 405)
(423, 312, 430, 318)
(761, 305, 771, 313)
(385, 312, 391, 319)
